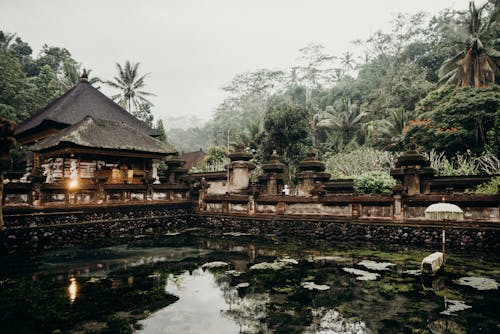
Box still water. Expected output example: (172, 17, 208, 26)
(0, 229, 498, 333)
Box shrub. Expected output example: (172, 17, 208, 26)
(466, 177, 500, 195)
(427, 149, 500, 176)
(354, 172, 396, 195)
(324, 147, 398, 179)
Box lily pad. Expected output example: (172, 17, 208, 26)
(308, 255, 346, 263)
(302, 281, 330, 291)
(250, 261, 288, 271)
(278, 257, 299, 265)
(440, 299, 472, 315)
(342, 267, 380, 281)
(201, 261, 229, 269)
(223, 232, 252, 237)
(403, 269, 422, 276)
(454, 277, 498, 290)
(357, 260, 395, 271)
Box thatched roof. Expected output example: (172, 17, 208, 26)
(30, 116, 175, 155)
(15, 80, 158, 138)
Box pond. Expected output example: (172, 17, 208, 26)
(0, 229, 498, 333)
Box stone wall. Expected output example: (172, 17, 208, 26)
(0, 203, 193, 250)
(196, 214, 500, 250)
(200, 194, 499, 223)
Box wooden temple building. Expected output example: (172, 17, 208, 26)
(6, 73, 190, 206)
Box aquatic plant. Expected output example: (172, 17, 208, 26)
(342, 268, 380, 281)
(201, 261, 229, 269)
(454, 277, 499, 290)
(357, 260, 395, 271)
(440, 299, 472, 315)
(301, 281, 330, 291)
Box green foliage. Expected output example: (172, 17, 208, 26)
(467, 177, 500, 195)
(105, 60, 155, 113)
(0, 51, 31, 122)
(259, 103, 311, 166)
(406, 85, 500, 155)
(325, 147, 397, 178)
(486, 109, 500, 156)
(428, 149, 499, 176)
(153, 119, 168, 143)
(354, 172, 396, 194)
(203, 146, 227, 165)
(134, 103, 154, 127)
(31, 65, 62, 111)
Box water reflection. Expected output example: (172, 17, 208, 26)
(139, 269, 240, 333)
(68, 277, 78, 303)
(1, 232, 499, 334)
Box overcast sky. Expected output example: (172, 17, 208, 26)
(1, 0, 464, 128)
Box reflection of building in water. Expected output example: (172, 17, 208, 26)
(68, 277, 78, 303)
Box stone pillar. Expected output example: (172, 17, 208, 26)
(227, 144, 253, 194)
(261, 150, 287, 196)
(390, 139, 435, 195)
(267, 173, 278, 195)
(296, 151, 330, 196)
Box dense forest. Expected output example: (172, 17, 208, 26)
(1, 1, 499, 182)
(168, 1, 499, 181)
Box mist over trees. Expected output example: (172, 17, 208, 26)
(167, 0, 499, 170)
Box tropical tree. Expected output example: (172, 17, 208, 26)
(0, 31, 16, 53)
(317, 99, 367, 143)
(439, 0, 499, 87)
(59, 62, 101, 90)
(106, 60, 155, 112)
(133, 102, 154, 127)
(154, 119, 168, 143)
(236, 120, 263, 152)
(374, 108, 409, 149)
(259, 103, 311, 166)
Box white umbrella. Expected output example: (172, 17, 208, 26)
(425, 202, 464, 221)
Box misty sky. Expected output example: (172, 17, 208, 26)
(1, 0, 464, 128)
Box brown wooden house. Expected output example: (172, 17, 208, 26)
(15, 76, 176, 187)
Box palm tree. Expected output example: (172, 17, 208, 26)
(439, 1, 499, 87)
(0, 31, 15, 53)
(317, 99, 367, 143)
(105, 60, 155, 112)
(376, 108, 409, 148)
(236, 120, 263, 151)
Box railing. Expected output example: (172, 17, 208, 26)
(199, 193, 500, 224)
(3, 182, 191, 207)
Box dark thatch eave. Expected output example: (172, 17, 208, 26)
(15, 80, 158, 138)
(30, 116, 176, 155)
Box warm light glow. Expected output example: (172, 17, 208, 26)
(68, 179, 79, 189)
(68, 277, 78, 303)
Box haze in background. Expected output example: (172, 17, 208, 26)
(1, 0, 461, 128)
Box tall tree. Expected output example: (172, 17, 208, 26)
(133, 102, 154, 127)
(259, 103, 311, 166)
(106, 60, 155, 113)
(154, 119, 168, 143)
(439, 0, 499, 87)
(317, 99, 367, 144)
